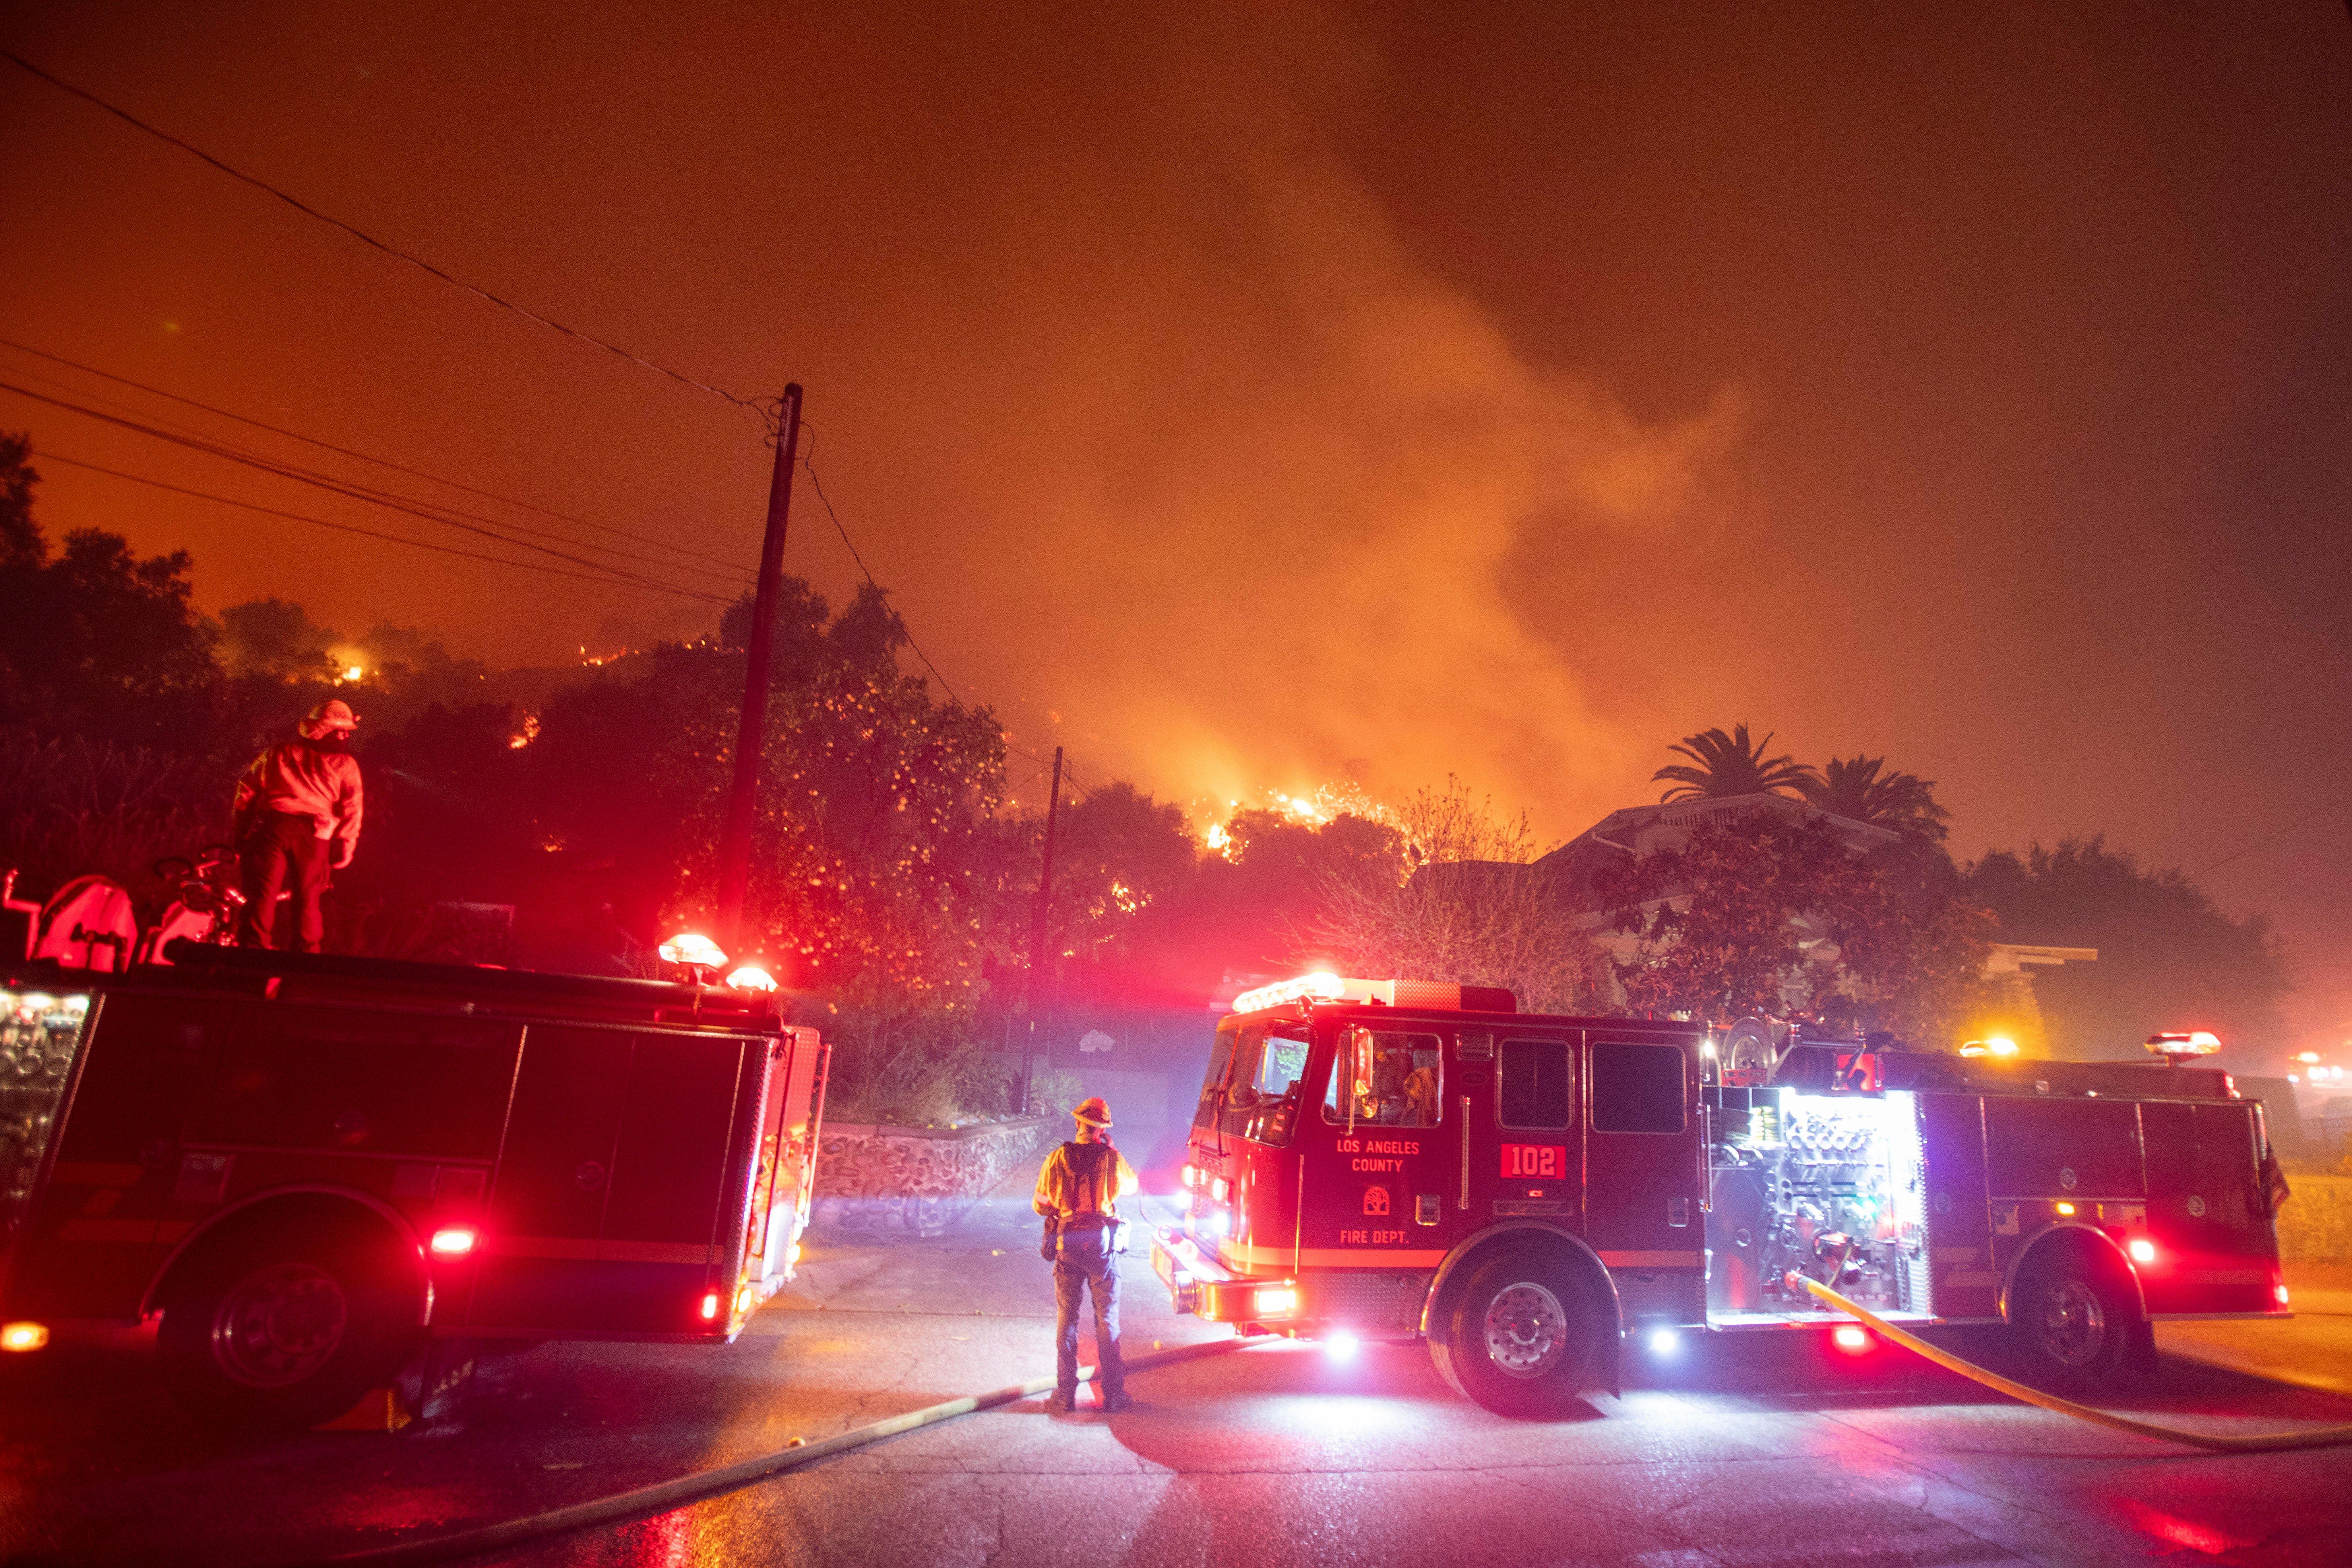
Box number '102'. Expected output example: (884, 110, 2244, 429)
(1501, 1144, 1565, 1179)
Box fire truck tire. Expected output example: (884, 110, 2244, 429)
(1430, 1249, 1602, 1418)
(2007, 1247, 2133, 1393)
(156, 1219, 424, 1430)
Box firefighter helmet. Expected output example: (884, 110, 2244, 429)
(300, 699, 360, 738)
(1072, 1096, 1112, 1128)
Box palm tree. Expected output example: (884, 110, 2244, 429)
(1797, 754, 1951, 843)
(1652, 725, 1817, 802)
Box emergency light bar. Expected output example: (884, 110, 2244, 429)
(2145, 1030, 2221, 1059)
(1227, 973, 1519, 1014)
(659, 932, 728, 969)
(1230, 972, 1346, 1013)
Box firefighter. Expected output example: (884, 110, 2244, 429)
(1402, 1048, 1442, 1127)
(1034, 1096, 1138, 1413)
(231, 699, 363, 952)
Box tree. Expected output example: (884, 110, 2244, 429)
(1597, 813, 1873, 1018)
(1653, 724, 1817, 801)
(1797, 755, 1951, 845)
(0, 433, 41, 571)
(1593, 810, 1994, 1038)
(219, 598, 341, 683)
(1963, 836, 2292, 1057)
(1296, 778, 1606, 1014)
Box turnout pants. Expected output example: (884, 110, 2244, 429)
(238, 810, 329, 952)
(1053, 1231, 1124, 1400)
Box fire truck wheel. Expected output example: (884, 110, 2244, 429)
(1432, 1250, 1600, 1418)
(157, 1220, 423, 1430)
(2008, 1249, 2132, 1392)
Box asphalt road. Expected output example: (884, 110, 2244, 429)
(4, 1194, 2350, 1568)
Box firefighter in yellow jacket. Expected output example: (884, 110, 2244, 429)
(231, 699, 363, 952)
(1033, 1096, 1138, 1413)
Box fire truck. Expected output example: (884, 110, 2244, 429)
(0, 941, 827, 1428)
(1153, 974, 2288, 1417)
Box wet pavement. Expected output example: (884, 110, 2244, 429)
(3, 1191, 2349, 1567)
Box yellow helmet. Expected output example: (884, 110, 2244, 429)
(1072, 1096, 1112, 1128)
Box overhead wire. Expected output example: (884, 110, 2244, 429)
(2187, 786, 2352, 881)
(0, 49, 770, 420)
(0, 380, 736, 596)
(0, 52, 1119, 774)
(39, 450, 728, 602)
(0, 374, 751, 587)
(794, 428, 969, 707)
(0, 336, 753, 573)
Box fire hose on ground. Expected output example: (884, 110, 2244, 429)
(306, 1336, 1242, 1568)
(290, 1279, 2352, 1564)
(1800, 1276, 2352, 1453)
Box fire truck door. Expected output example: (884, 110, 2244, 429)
(2141, 1100, 2271, 1314)
(597, 1030, 763, 1331)
(12, 993, 227, 1320)
(1487, 1033, 1578, 1225)
(1918, 1093, 1997, 1318)
(1304, 1024, 1449, 1267)
(470, 1024, 633, 1331)
(1582, 1036, 1703, 1273)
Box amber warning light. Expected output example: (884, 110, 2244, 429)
(1, 1322, 47, 1352)
(2145, 1030, 2221, 1060)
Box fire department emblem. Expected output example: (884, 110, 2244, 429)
(2187, 1194, 2206, 1218)
(2059, 1167, 2077, 1191)
(1363, 1186, 1391, 1218)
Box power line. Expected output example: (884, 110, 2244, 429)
(797, 444, 969, 705)
(0, 48, 770, 420)
(40, 449, 727, 601)
(2188, 787, 2352, 881)
(0, 336, 753, 574)
(1, 379, 731, 596)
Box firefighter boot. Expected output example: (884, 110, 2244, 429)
(1043, 1390, 1074, 1413)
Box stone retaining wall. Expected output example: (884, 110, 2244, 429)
(811, 1115, 1058, 1237)
(2278, 1174, 2352, 1264)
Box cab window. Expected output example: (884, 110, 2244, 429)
(1221, 1022, 1312, 1146)
(1590, 1040, 1687, 1133)
(1498, 1037, 1573, 1130)
(1323, 1029, 1444, 1128)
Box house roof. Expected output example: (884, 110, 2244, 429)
(1536, 792, 1903, 904)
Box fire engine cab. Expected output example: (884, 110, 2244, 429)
(1154, 974, 2288, 1417)
(0, 942, 827, 1428)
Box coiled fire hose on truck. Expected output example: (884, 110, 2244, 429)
(308, 1337, 1240, 1568)
(1801, 1277, 2352, 1453)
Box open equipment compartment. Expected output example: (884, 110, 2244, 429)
(1706, 1086, 1929, 1322)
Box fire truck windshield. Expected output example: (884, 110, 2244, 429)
(1215, 1020, 1313, 1145)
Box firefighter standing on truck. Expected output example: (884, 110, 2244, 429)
(231, 699, 363, 952)
(1034, 1096, 1137, 1413)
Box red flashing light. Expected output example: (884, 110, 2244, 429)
(1831, 1325, 1871, 1354)
(428, 1226, 478, 1257)
(699, 1292, 720, 1321)
(2127, 1237, 2158, 1266)
(725, 964, 778, 993)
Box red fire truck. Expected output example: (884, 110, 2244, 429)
(1153, 974, 2288, 1417)
(0, 942, 827, 1428)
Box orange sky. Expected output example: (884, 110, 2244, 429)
(4, 2, 2349, 1051)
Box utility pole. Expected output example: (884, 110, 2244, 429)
(1018, 746, 1064, 1115)
(715, 384, 804, 952)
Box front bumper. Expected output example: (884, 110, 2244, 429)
(1151, 1230, 1428, 1334)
